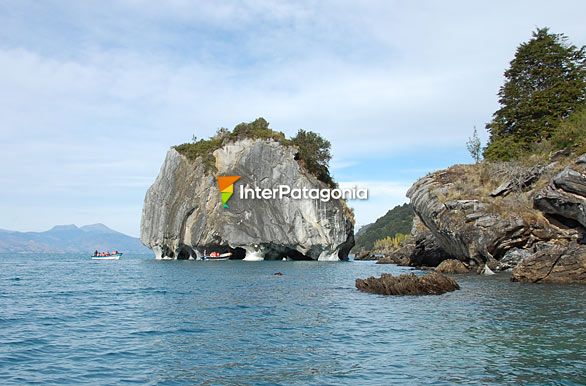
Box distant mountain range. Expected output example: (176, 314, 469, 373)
(0, 224, 151, 253)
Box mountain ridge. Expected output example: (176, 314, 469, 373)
(0, 224, 149, 253)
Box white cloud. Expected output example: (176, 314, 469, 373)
(1, 0, 585, 234)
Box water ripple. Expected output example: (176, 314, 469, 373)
(0, 254, 585, 385)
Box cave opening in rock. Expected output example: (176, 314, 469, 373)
(200, 245, 247, 260)
(230, 247, 246, 260)
(285, 248, 313, 260)
(261, 244, 313, 260)
(177, 245, 193, 260)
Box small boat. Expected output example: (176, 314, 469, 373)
(202, 251, 231, 261)
(91, 253, 123, 260)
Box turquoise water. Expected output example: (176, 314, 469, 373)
(0, 254, 585, 385)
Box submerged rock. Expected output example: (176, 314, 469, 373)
(141, 138, 354, 260)
(355, 271, 460, 296)
(435, 259, 470, 274)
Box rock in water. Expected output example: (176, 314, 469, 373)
(435, 259, 470, 274)
(512, 242, 586, 284)
(403, 154, 586, 283)
(140, 138, 354, 260)
(480, 264, 495, 275)
(355, 272, 460, 296)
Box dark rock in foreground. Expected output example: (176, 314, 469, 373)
(355, 272, 460, 296)
(435, 259, 470, 274)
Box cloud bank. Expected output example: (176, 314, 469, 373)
(1, 0, 585, 235)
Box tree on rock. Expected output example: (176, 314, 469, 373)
(484, 28, 586, 161)
(291, 129, 334, 187)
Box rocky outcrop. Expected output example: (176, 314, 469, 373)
(534, 154, 586, 232)
(512, 241, 586, 284)
(376, 216, 451, 267)
(496, 248, 532, 271)
(354, 250, 379, 260)
(435, 259, 470, 274)
(405, 154, 586, 284)
(407, 166, 559, 265)
(140, 139, 354, 260)
(356, 272, 460, 296)
(376, 251, 410, 265)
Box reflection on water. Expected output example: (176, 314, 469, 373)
(0, 254, 585, 385)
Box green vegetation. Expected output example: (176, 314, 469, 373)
(466, 127, 482, 163)
(373, 233, 409, 251)
(353, 203, 413, 252)
(290, 129, 334, 187)
(484, 28, 586, 161)
(174, 137, 223, 170)
(174, 117, 335, 186)
(550, 107, 586, 155)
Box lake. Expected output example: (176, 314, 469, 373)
(0, 254, 585, 385)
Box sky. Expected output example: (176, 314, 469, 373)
(1, 0, 585, 237)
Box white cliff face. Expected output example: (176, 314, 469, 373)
(140, 139, 354, 260)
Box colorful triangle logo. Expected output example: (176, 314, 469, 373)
(217, 176, 240, 208)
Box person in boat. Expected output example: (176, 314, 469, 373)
(94, 250, 98, 257)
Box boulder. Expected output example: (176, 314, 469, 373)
(376, 251, 410, 265)
(496, 248, 532, 271)
(512, 241, 586, 284)
(534, 159, 586, 229)
(355, 272, 460, 296)
(354, 250, 377, 260)
(140, 139, 354, 260)
(435, 259, 470, 274)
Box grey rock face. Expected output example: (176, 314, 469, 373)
(512, 241, 586, 284)
(534, 159, 586, 230)
(140, 139, 354, 260)
(406, 168, 556, 265)
(405, 154, 586, 283)
(496, 248, 533, 271)
(376, 216, 451, 267)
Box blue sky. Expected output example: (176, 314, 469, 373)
(1, 1, 585, 236)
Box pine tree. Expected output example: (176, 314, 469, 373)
(484, 28, 586, 160)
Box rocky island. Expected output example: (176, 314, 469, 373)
(140, 119, 354, 261)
